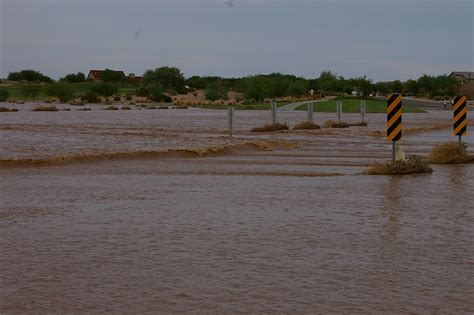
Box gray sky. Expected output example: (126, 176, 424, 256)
(1, 0, 473, 81)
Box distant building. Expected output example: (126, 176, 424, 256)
(87, 69, 142, 84)
(449, 71, 474, 100)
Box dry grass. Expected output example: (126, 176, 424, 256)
(176, 106, 189, 109)
(77, 107, 92, 111)
(251, 122, 289, 132)
(293, 121, 321, 130)
(159, 106, 169, 109)
(427, 142, 473, 164)
(32, 106, 59, 112)
(366, 157, 432, 175)
(324, 120, 350, 128)
(146, 105, 157, 109)
(121, 106, 131, 110)
(103, 106, 119, 110)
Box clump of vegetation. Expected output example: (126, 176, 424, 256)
(251, 122, 289, 132)
(45, 83, 74, 103)
(349, 121, 368, 127)
(113, 95, 121, 102)
(146, 105, 157, 109)
(324, 120, 350, 128)
(121, 106, 131, 110)
(176, 106, 188, 109)
(103, 106, 119, 110)
(159, 106, 169, 109)
(32, 105, 59, 112)
(0, 88, 9, 102)
(77, 107, 92, 111)
(125, 94, 132, 101)
(366, 156, 432, 175)
(81, 92, 99, 104)
(427, 142, 473, 164)
(0, 107, 18, 112)
(293, 121, 321, 130)
(62, 108, 71, 111)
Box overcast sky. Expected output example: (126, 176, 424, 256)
(0, 0, 473, 81)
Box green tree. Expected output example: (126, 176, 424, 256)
(148, 84, 164, 102)
(288, 80, 309, 96)
(205, 82, 228, 101)
(102, 69, 125, 83)
(91, 83, 118, 101)
(403, 79, 419, 95)
(60, 72, 86, 83)
(7, 70, 52, 83)
(21, 84, 43, 99)
(45, 83, 74, 103)
(0, 88, 9, 102)
(143, 67, 186, 93)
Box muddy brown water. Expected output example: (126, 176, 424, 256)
(1, 105, 473, 313)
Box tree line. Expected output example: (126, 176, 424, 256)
(1, 67, 460, 103)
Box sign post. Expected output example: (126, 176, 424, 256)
(360, 100, 366, 123)
(452, 96, 467, 148)
(307, 102, 313, 123)
(228, 105, 235, 137)
(337, 100, 342, 122)
(387, 94, 402, 165)
(271, 100, 277, 123)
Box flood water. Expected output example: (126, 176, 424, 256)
(1, 104, 473, 313)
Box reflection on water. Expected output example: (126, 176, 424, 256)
(1, 108, 473, 313)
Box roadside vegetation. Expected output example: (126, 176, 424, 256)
(366, 157, 433, 175)
(251, 122, 289, 132)
(427, 142, 473, 164)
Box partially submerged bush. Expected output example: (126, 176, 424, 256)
(121, 106, 131, 110)
(427, 142, 473, 164)
(0, 107, 17, 112)
(78, 107, 92, 111)
(32, 105, 59, 112)
(146, 105, 157, 109)
(176, 106, 188, 109)
(159, 106, 169, 109)
(324, 120, 350, 128)
(293, 121, 321, 130)
(366, 157, 432, 175)
(251, 122, 289, 132)
(349, 121, 368, 127)
(103, 106, 119, 110)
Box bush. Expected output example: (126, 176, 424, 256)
(427, 142, 473, 164)
(32, 106, 59, 112)
(77, 107, 92, 111)
(81, 92, 99, 104)
(324, 120, 350, 128)
(121, 106, 131, 110)
(293, 121, 321, 130)
(125, 94, 132, 101)
(0, 89, 9, 102)
(45, 83, 74, 103)
(366, 157, 432, 175)
(113, 95, 121, 101)
(103, 106, 119, 110)
(251, 122, 289, 132)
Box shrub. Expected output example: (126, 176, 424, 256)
(293, 121, 321, 130)
(103, 106, 119, 110)
(78, 107, 92, 111)
(324, 120, 350, 128)
(45, 83, 74, 103)
(125, 94, 132, 101)
(159, 106, 169, 109)
(366, 157, 432, 175)
(251, 122, 289, 132)
(113, 95, 121, 101)
(0, 89, 9, 102)
(0, 107, 13, 112)
(427, 142, 472, 164)
(121, 106, 131, 110)
(32, 106, 59, 112)
(349, 121, 368, 127)
(81, 92, 99, 104)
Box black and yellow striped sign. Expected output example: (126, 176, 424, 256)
(452, 96, 467, 136)
(387, 94, 402, 141)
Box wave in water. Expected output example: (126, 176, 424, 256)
(0, 140, 298, 167)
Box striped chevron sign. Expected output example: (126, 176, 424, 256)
(387, 94, 402, 141)
(452, 96, 467, 136)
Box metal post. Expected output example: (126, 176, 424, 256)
(271, 100, 277, 123)
(228, 106, 234, 137)
(307, 102, 313, 123)
(392, 141, 396, 165)
(337, 101, 342, 122)
(361, 100, 366, 122)
(459, 135, 462, 149)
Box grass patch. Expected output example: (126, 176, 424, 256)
(297, 99, 425, 113)
(293, 121, 321, 130)
(427, 142, 473, 164)
(324, 120, 350, 128)
(32, 105, 59, 112)
(103, 106, 119, 110)
(251, 122, 289, 132)
(366, 157, 432, 175)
